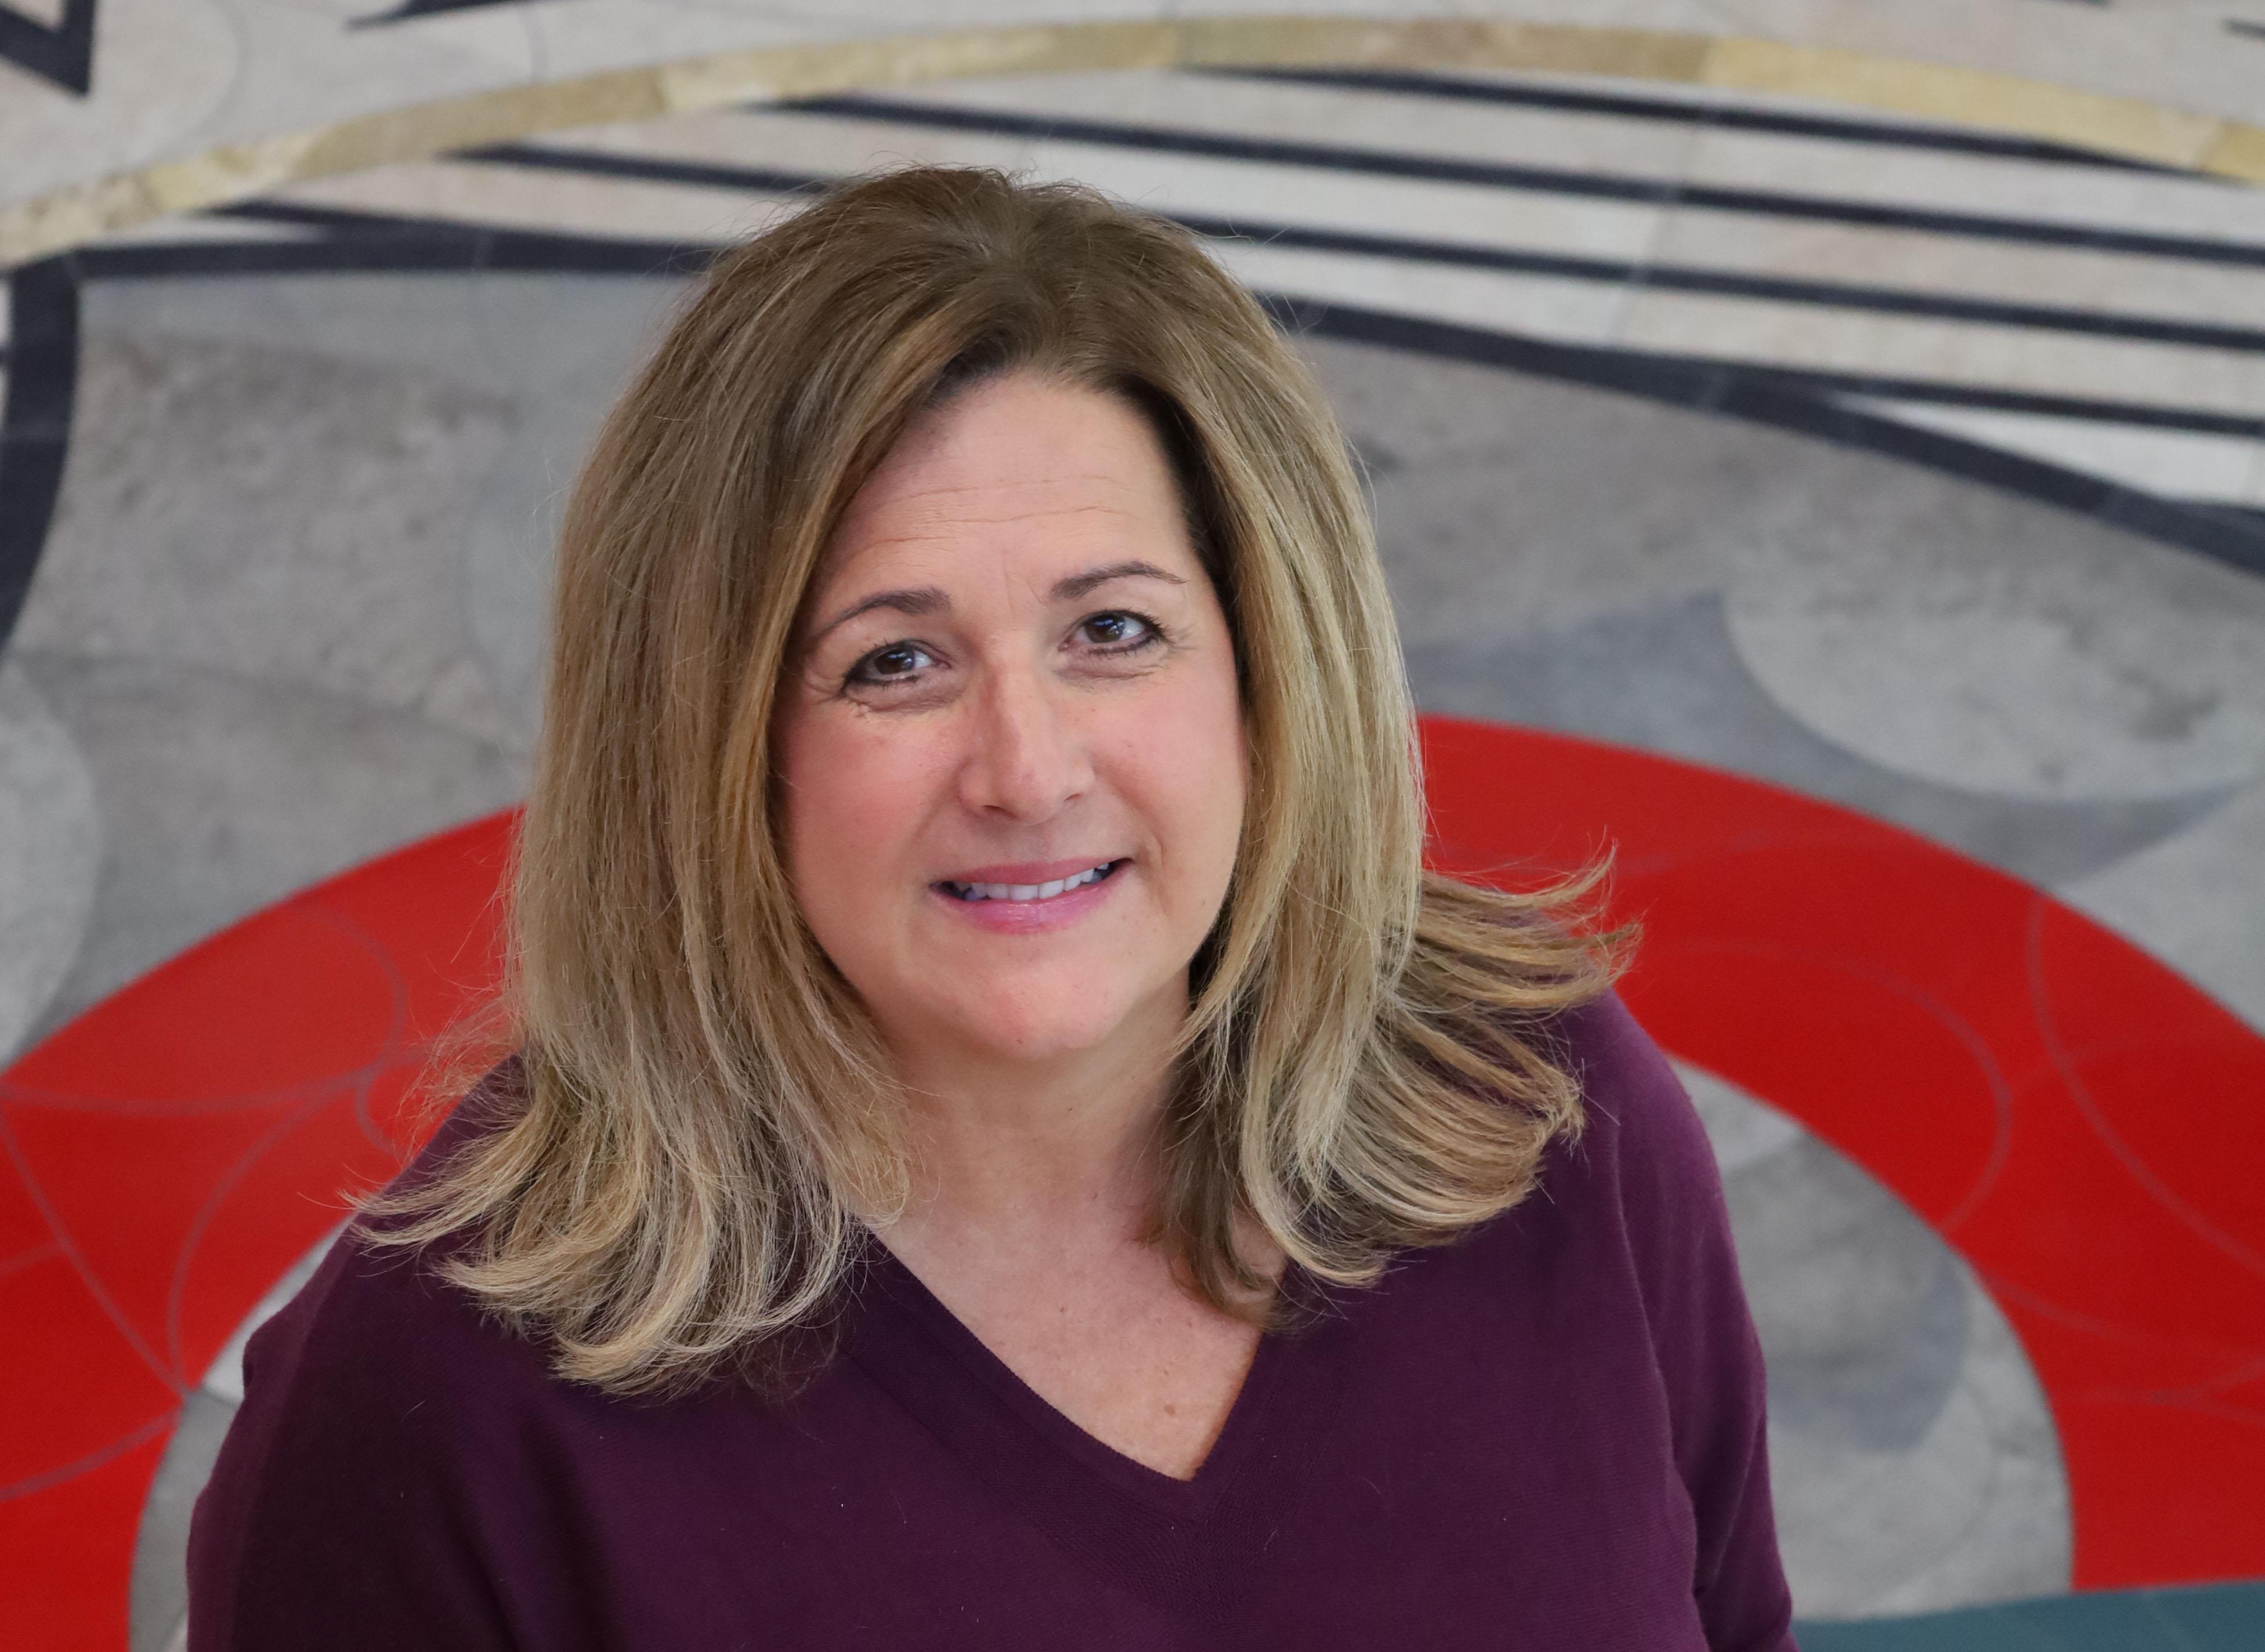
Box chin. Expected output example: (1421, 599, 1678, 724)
(939, 984, 1156, 1065)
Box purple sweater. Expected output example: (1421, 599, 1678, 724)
(187, 995, 1795, 1649)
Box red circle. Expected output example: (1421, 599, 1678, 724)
(5, 720, 2262, 1643)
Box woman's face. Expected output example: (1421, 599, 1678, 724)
(776, 372, 1247, 1074)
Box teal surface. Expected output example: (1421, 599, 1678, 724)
(1793, 1581, 2265, 1650)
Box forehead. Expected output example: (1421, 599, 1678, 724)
(816, 374, 1194, 590)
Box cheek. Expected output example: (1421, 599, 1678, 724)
(1119, 656, 1247, 892)
(776, 709, 939, 928)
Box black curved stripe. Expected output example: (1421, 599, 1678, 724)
(193, 202, 717, 274)
(785, 95, 2265, 270)
(140, 202, 2265, 434)
(0, 258, 80, 657)
(1261, 294, 2265, 581)
(0, 0, 96, 96)
(240, 184, 2265, 439)
(75, 209, 2265, 585)
(459, 143, 2265, 355)
(1186, 215, 2265, 354)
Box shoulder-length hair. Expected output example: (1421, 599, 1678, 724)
(373, 165, 1622, 1396)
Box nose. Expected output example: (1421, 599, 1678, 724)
(956, 658, 1093, 823)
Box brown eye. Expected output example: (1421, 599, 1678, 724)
(1078, 611, 1156, 649)
(851, 642, 935, 685)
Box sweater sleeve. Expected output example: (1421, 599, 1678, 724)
(1573, 996, 1798, 1652)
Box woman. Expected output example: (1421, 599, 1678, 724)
(189, 166, 1795, 1649)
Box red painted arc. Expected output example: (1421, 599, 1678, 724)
(2, 718, 2260, 1647)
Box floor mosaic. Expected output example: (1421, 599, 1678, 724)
(5, 11, 2263, 1647)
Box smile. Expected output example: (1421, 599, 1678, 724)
(938, 860, 1125, 903)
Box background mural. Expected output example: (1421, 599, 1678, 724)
(4, 6, 2263, 1649)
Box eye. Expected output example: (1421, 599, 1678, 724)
(848, 641, 936, 686)
(1076, 611, 1159, 651)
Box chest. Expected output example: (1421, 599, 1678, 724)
(501, 1236, 1709, 1650)
(927, 1260, 1268, 1481)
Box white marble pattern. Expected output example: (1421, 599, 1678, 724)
(1217, 236, 1636, 344)
(863, 66, 1707, 178)
(266, 154, 801, 244)
(1615, 286, 2265, 416)
(1839, 396, 2265, 506)
(1705, 0, 2265, 128)
(179, 0, 537, 157)
(518, 0, 826, 83)
(1681, 120, 2265, 247)
(83, 212, 324, 249)
(12, 0, 2265, 259)
(697, 103, 1677, 264)
(1649, 207, 2265, 332)
(0, 0, 240, 211)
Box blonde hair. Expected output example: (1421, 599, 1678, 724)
(372, 166, 1622, 1395)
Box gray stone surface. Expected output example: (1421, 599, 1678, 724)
(15, 652, 526, 1042)
(1768, 1266, 2072, 1618)
(130, 1389, 233, 1652)
(1676, 1059, 1804, 1176)
(74, 274, 678, 392)
(1404, 592, 2226, 886)
(459, 281, 680, 729)
(1731, 1138, 1969, 1454)
(17, 325, 522, 747)
(1305, 332, 2260, 882)
(2063, 778, 2265, 1034)
(0, 662, 100, 1062)
(51, 274, 689, 738)
(1688, 1067, 2071, 1617)
(1727, 496, 2265, 803)
(1315, 339, 1770, 646)
(1299, 335, 2262, 669)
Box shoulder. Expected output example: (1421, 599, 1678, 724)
(244, 1215, 543, 1437)
(256, 1063, 542, 1412)
(189, 1073, 563, 1634)
(1542, 992, 1714, 1191)
(235, 1060, 552, 1444)
(1515, 991, 1738, 1288)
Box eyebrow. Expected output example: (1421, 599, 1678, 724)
(810, 585, 947, 643)
(809, 560, 1186, 643)
(1051, 559, 1187, 602)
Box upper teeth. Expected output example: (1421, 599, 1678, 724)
(950, 863, 1113, 901)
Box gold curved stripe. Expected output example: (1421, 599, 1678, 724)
(4, 15, 2262, 269)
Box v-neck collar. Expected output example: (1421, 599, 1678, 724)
(843, 1231, 1355, 1615)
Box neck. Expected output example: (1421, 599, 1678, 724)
(886, 995, 1184, 1247)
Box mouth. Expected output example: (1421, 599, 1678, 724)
(935, 859, 1128, 903)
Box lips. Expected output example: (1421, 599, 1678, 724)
(937, 859, 1126, 903)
